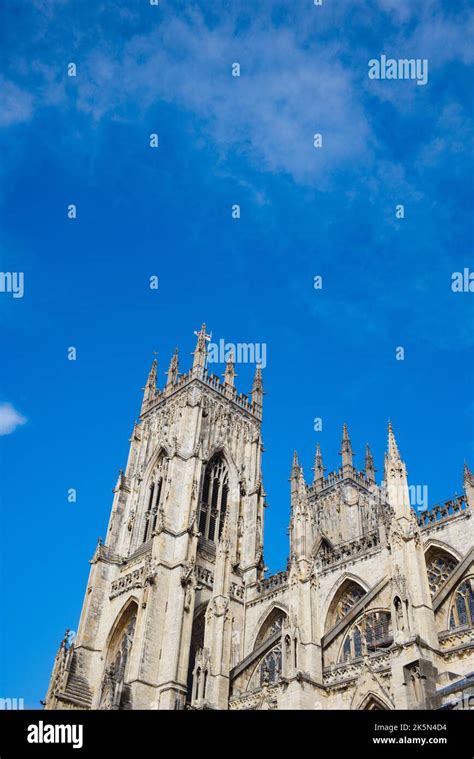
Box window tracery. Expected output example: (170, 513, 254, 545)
(259, 644, 282, 686)
(340, 610, 392, 662)
(425, 551, 458, 597)
(142, 454, 168, 543)
(255, 609, 286, 648)
(198, 454, 229, 543)
(335, 584, 366, 622)
(449, 577, 474, 630)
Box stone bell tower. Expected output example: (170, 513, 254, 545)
(45, 324, 266, 710)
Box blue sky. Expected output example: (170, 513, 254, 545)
(1, 0, 473, 708)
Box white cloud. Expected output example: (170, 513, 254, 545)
(0, 403, 27, 436)
(0, 77, 34, 127)
(1, 3, 473, 192)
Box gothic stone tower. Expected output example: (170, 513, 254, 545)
(45, 328, 474, 711)
(45, 325, 266, 710)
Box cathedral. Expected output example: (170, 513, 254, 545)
(45, 325, 474, 711)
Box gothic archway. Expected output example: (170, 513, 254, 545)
(324, 577, 367, 633)
(359, 693, 390, 710)
(254, 607, 287, 649)
(99, 600, 138, 710)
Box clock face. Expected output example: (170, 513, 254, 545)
(344, 485, 358, 506)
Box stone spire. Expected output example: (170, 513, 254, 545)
(251, 365, 264, 409)
(290, 451, 300, 513)
(365, 444, 376, 483)
(141, 357, 157, 413)
(387, 420, 400, 460)
(289, 459, 315, 569)
(385, 421, 399, 474)
(291, 450, 299, 476)
(384, 420, 411, 520)
(313, 443, 325, 490)
(192, 323, 209, 372)
(340, 423, 353, 477)
(166, 348, 179, 389)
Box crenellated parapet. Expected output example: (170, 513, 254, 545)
(316, 530, 381, 572)
(139, 324, 263, 422)
(417, 495, 469, 531)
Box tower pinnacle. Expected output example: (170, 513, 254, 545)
(192, 323, 210, 372)
(166, 348, 179, 389)
(141, 357, 157, 412)
(464, 462, 474, 508)
(365, 444, 376, 483)
(291, 450, 299, 476)
(313, 443, 325, 488)
(251, 365, 264, 409)
(387, 419, 400, 460)
(223, 350, 236, 387)
(383, 420, 411, 520)
(340, 423, 354, 476)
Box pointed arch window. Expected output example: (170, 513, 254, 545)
(449, 577, 474, 630)
(335, 584, 366, 622)
(339, 610, 392, 663)
(254, 609, 287, 649)
(425, 549, 458, 597)
(325, 579, 367, 632)
(142, 455, 168, 543)
(198, 454, 229, 543)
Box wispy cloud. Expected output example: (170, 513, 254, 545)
(0, 77, 34, 127)
(0, 403, 27, 436)
(0, 0, 472, 354)
(2, 2, 472, 189)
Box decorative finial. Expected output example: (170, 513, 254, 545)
(223, 350, 236, 387)
(292, 450, 299, 470)
(251, 365, 264, 408)
(365, 444, 376, 482)
(313, 443, 325, 485)
(340, 423, 353, 473)
(166, 347, 179, 387)
(192, 323, 211, 371)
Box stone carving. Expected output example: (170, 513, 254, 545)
(212, 595, 229, 618)
(127, 510, 135, 532)
(181, 557, 196, 612)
